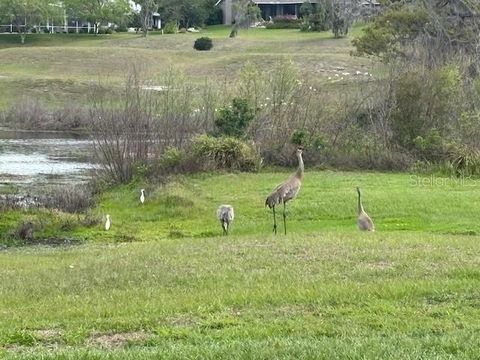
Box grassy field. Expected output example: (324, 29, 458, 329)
(0, 26, 373, 109)
(2, 170, 480, 358)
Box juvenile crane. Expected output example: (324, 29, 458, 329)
(265, 147, 304, 235)
(140, 189, 145, 204)
(217, 205, 234, 235)
(356, 187, 375, 231)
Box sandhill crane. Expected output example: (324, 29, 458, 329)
(265, 147, 304, 235)
(105, 214, 111, 231)
(140, 189, 145, 204)
(217, 205, 234, 235)
(356, 187, 375, 231)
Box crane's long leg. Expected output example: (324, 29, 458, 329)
(273, 206, 277, 234)
(283, 202, 287, 235)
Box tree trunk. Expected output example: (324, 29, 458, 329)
(16, 23, 26, 44)
(142, 14, 148, 37)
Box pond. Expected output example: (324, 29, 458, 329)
(0, 129, 95, 192)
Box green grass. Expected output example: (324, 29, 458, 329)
(0, 26, 373, 109)
(2, 170, 480, 358)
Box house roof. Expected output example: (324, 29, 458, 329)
(215, 0, 319, 5)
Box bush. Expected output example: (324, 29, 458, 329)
(266, 16, 301, 29)
(194, 37, 213, 51)
(164, 21, 177, 34)
(447, 145, 480, 177)
(43, 185, 95, 214)
(159, 147, 183, 171)
(189, 135, 261, 172)
(214, 98, 254, 138)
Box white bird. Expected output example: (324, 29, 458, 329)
(140, 189, 145, 204)
(217, 205, 234, 235)
(356, 187, 375, 231)
(105, 214, 111, 231)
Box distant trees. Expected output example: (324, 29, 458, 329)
(133, 0, 158, 37)
(63, 0, 130, 34)
(157, 0, 222, 29)
(351, 0, 480, 170)
(300, 0, 354, 37)
(0, 0, 52, 43)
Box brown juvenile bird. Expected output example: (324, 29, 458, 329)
(265, 147, 304, 235)
(356, 187, 375, 231)
(217, 204, 234, 235)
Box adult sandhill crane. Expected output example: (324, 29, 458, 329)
(105, 214, 111, 231)
(217, 205, 234, 235)
(265, 147, 304, 235)
(140, 189, 145, 204)
(356, 187, 375, 231)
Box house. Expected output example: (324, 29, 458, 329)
(215, 0, 319, 25)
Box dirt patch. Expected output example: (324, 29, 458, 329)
(170, 314, 198, 327)
(88, 331, 149, 348)
(33, 329, 63, 340)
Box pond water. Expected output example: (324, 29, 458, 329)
(0, 129, 95, 192)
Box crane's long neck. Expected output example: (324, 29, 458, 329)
(295, 152, 304, 180)
(357, 189, 364, 214)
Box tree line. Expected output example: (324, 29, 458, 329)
(0, 0, 223, 43)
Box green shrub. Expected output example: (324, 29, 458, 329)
(159, 147, 184, 170)
(190, 135, 261, 172)
(413, 129, 446, 162)
(164, 21, 177, 34)
(214, 98, 254, 138)
(447, 145, 480, 177)
(392, 66, 460, 153)
(290, 129, 307, 146)
(194, 37, 213, 51)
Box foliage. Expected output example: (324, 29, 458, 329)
(331, 2, 348, 38)
(163, 20, 177, 34)
(133, 0, 158, 37)
(158, 0, 220, 28)
(290, 128, 307, 146)
(231, 0, 261, 36)
(391, 66, 460, 154)
(63, 0, 130, 34)
(299, 1, 313, 18)
(190, 134, 260, 171)
(193, 36, 213, 51)
(266, 16, 301, 30)
(159, 146, 184, 171)
(43, 184, 96, 214)
(0, 0, 60, 44)
(351, 5, 429, 60)
(447, 145, 480, 177)
(214, 97, 254, 138)
(300, 3, 329, 32)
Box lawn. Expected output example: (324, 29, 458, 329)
(0, 25, 374, 110)
(1, 170, 480, 358)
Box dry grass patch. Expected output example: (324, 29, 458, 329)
(88, 331, 149, 349)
